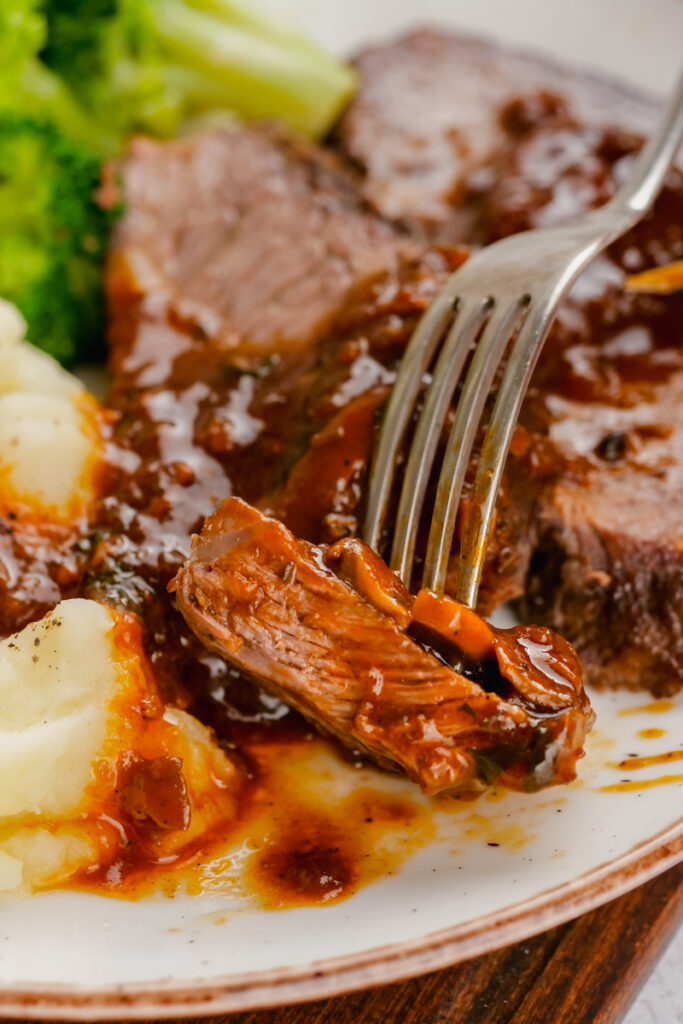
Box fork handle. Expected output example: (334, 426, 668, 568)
(606, 64, 683, 224)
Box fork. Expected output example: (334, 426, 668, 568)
(363, 65, 683, 609)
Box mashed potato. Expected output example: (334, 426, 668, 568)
(0, 298, 103, 518)
(0, 301, 241, 893)
(0, 599, 241, 892)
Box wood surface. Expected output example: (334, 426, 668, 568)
(143, 863, 681, 1024)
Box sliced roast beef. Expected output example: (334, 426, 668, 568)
(108, 127, 426, 363)
(172, 498, 592, 795)
(482, 119, 683, 693)
(338, 31, 683, 694)
(337, 30, 658, 239)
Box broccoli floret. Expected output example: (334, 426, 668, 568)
(0, 1, 117, 156)
(40, 0, 356, 140)
(0, 116, 119, 365)
(0, 0, 45, 77)
(42, 0, 119, 85)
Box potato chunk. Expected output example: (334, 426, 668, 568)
(0, 299, 103, 518)
(0, 599, 241, 891)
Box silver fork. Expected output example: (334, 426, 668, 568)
(363, 65, 683, 609)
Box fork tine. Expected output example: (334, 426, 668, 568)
(363, 278, 460, 552)
(389, 296, 492, 585)
(422, 294, 531, 596)
(454, 299, 549, 608)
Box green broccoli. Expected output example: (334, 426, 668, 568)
(41, 0, 357, 141)
(0, 1, 117, 155)
(0, 116, 118, 365)
(0, 0, 355, 365)
(0, 4, 118, 363)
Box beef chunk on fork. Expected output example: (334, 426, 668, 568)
(172, 498, 593, 796)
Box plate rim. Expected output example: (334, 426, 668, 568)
(4, 2, 682, 1013)
(0, 816, 680, 1020)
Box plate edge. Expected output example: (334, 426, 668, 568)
(0, 815, 680, 1021)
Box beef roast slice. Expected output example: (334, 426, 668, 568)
(337, 29, 658, 238)
(173, 497, 592, 795)
(338, 31, 683, 694)
(487, 123, 683, 693)
(109, 126, 426, 362)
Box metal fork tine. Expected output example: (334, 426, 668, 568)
(363, 278, 461, 553)
(422, 295, 531, 595)
(389, 296, 491, 585)
(454, 300, 547, 608)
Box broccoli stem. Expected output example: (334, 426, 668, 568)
(184, 0, 329, 59)
(148, 0, 356, 138)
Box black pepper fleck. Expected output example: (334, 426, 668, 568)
(595, 431, 627, 462)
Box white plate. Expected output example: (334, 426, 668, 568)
(2, 1, 682, 1018)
